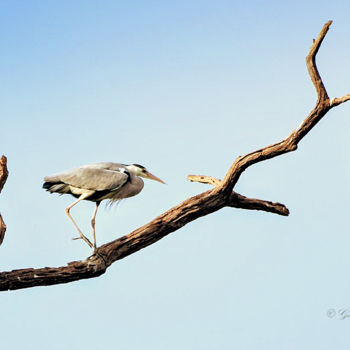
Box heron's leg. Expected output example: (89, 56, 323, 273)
(91, 201, 100, 251)
(65, 195, 93, 249)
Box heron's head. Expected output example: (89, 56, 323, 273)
(126, 164, 166, 184)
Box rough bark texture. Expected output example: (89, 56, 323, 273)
(0, 21, 349, 291)
(0, 156, 8, 246)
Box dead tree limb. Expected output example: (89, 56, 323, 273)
(187, 175, 289, 216)
(0, 156, 8, 246)
(0, 21, 349, 291)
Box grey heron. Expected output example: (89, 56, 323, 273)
(43, 162, 165, 250)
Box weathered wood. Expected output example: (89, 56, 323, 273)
(0, 257, 107, 290)
(0, 156, 8, 193)
(0, 21, 348, 291)
(0, 156, 8, 246)
(0, 214, 5, 246)
(187, 175, 289, 216)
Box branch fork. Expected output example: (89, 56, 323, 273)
(0, 21, 349, 291)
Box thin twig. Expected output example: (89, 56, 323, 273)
(187, 175, 222, 187)
(330, 94, 350, 107)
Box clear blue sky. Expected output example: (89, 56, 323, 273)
(1, 1, 350, 349)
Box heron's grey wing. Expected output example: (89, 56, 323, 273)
(44, 167, 129, 191)
(80, 162, 127, 171)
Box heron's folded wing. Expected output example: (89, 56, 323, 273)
(44, 167, 129, 191)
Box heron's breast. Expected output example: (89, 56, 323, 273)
(111, 176, 144, 200)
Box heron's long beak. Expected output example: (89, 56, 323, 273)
(145, 171, 166, 184)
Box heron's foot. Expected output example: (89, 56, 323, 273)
(90, 249, 107, 267)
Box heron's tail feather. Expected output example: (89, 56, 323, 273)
(43, 181, 70, 194)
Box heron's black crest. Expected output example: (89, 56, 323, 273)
(132, 164, 145, 169)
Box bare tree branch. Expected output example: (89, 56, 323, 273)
(0, 156, 8, 193)
(306, 20, 331, 102)
(330, 94, 350, 107)
(0, 214, 5, 246)
(0, 156, 8, 246)
(187, 175, 222, 187)
(0, 21, 348, 291)
(218, 20, 348, 196)
(187, 174, 289, 216)
(228, 193, 289, 216)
